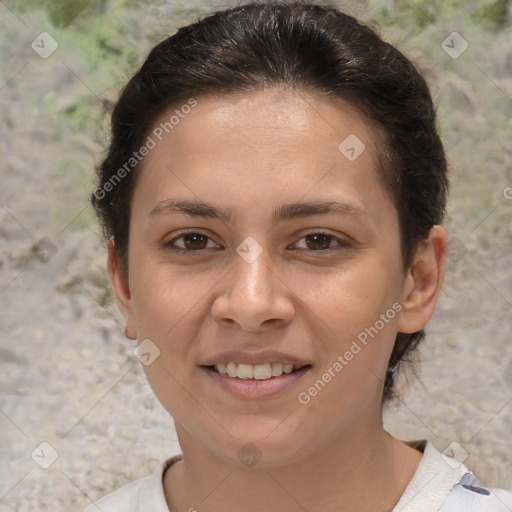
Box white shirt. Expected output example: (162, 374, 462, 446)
(82, 440, 512, 512)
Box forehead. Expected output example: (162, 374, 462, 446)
(152, 89, 379, 157)
(133, 89, 393, 224)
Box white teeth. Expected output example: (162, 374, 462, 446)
(237, 363, 254, 379)
(216, 363, 228, 375)
(271, 363, 284, 376)
(253, 363, 272, 380)
(226, 362, 237, 378)
(212, 362, 305, 379)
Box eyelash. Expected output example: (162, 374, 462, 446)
(162, 230, 350, 255)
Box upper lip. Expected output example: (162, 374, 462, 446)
(200, 350, 311, 367)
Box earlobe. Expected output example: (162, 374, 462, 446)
(397, 226, 448, 334)
(107, 238, 137, 340)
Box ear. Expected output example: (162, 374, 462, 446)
(397, 225, 448, 334)
(107, 238, 137, 340)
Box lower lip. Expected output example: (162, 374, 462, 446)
(200, 366, 312, 398)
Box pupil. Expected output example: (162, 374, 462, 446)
(185, 234, 206, 249)
(307, 234, 330, 250)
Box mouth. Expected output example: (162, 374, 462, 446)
(203, 362, 312, 380)
(199, 352, 313, 398)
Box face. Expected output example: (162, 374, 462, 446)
(110, 88, 444, 468)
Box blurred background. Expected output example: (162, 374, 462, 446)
(0, 0, 511, 510)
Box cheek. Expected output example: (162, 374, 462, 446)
(295, 306, 399, 430)
(296, 255, 401, 336)
(293, 256, 402, 393)
(129, 265, 208, 416)
(129, 258, 208, 340)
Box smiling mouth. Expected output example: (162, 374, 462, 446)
(205, 362, 311, 380)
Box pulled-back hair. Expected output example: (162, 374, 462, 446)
(91, 0, 449, 403)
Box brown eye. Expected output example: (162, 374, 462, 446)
(179, 233, 208, 250)
(304, 233, 332, 250)
(294, 232, 349, 251)
(164, 232, 219, 252)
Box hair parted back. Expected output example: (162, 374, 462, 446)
(91, 0, 449, 404)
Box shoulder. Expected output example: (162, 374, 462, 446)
(439, 472, 512, 512)
(80, 456, 182, 512)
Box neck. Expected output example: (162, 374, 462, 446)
(163, 420, 423, 512)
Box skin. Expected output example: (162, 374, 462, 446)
(108, 88, 447, 512)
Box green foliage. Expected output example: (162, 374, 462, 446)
(372, 0, 510, 35)
(471, 0, 511, 29)
(11, 1, 147, 144)
(10, 0, 108, 27)
(374, 0, 438, 36)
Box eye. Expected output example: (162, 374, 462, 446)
(293, 232, 349, 252)
(163, 231, 220, 253)
(162, 230, 349, 254)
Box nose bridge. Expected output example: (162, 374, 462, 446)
(212, 240, 293, 331)
(232, 242, 276, 303)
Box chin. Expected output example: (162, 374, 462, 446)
(210, 429, 313, 470)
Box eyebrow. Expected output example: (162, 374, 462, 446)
(150, 197, 371, 224)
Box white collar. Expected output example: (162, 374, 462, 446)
(147, 440, 469, 512)
(392, 439, 470, 512)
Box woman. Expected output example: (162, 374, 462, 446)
(86, 1, 512, 510)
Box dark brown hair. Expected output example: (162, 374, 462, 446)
(91, 0, 449, 403)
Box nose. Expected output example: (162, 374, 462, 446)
(211, 247, 295, 333)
